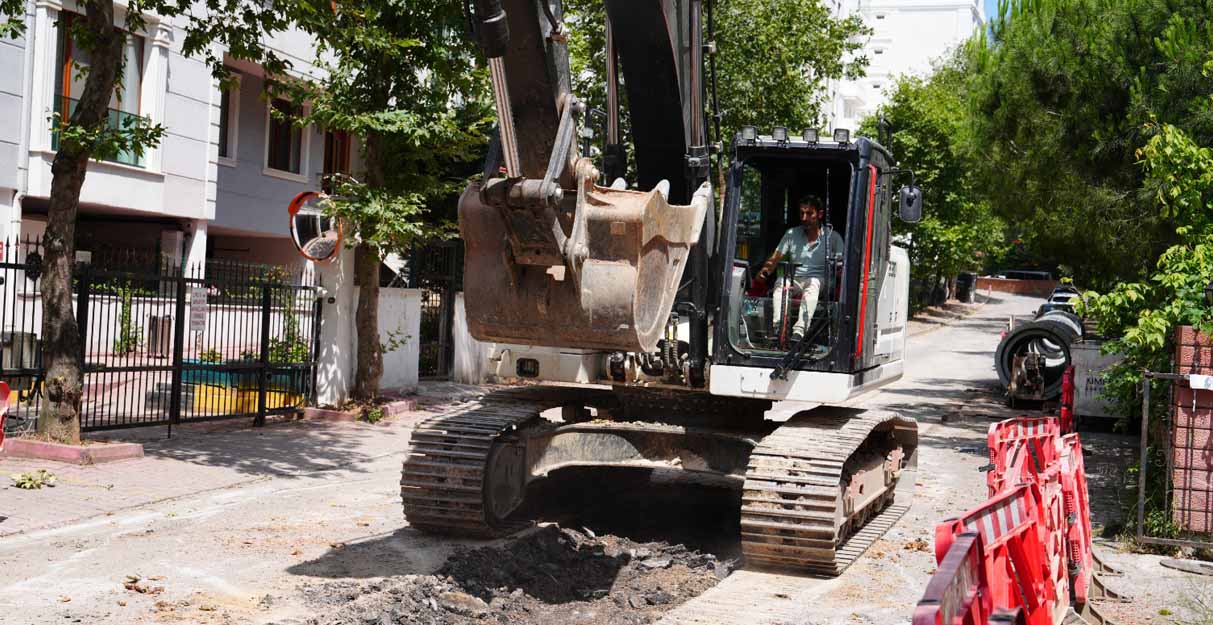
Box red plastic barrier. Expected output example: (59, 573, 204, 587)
(986, 417, 1060, 496)
(913, 533, 992, 625)
(1059, 367, 1075, 433)
(1058, 433, 1095, 604)
(935, 484, 1069, 625)
(920, 414, 1109, 625)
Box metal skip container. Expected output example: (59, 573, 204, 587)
(1070, 340, 1123, 420)
(459, 177, 710, 354)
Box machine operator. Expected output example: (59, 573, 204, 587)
(754, 194, 844, 343)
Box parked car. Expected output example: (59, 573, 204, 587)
(1037, 291, 1080, 316)
(993, 269, 1054, 281)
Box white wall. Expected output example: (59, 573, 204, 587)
(313, 248, 422, 404)
(378, 287, 421, 393)
(212, 70, 326, 238)
(452, 292, 491, 385)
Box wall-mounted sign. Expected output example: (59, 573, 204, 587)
(288, 191, 343, 262)
(189, 286, 209, 332)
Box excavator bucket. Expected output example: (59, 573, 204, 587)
(460, 179, 710, 354)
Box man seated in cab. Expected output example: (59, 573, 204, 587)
(753, 194, 844, 345)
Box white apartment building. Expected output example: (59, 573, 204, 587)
(0, 0, 351, 274)
(826, 0, 985, 133)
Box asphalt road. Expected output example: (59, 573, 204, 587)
(0, 293, 1188, 625)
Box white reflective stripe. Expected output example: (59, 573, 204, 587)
(982, 510, 997, 544)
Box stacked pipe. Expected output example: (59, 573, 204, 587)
(912, 416, 1128, 625)
(996, 310, 1083, 400)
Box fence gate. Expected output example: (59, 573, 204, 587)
(0, 238, 323, 434)
(1137, 369, 1213, 550)
(409, 242, 461, 379)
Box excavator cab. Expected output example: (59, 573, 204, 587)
(714, 129, 921, 389)
(724, 153, 852, 360)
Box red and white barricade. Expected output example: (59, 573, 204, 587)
(915, 415, 1126, 625)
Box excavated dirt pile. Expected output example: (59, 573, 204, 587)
(296, 525, 732, 625)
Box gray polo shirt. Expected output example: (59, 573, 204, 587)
(775, 226, 844, 280)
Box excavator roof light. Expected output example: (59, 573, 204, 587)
(802, 128, 818, 143)
(741, 125, 757, 143)
(771, 127, 788, 142)
(833, 128, 850, 144)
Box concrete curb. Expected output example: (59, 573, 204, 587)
(0, 438, 144, 465)
(908, 296, 991, 337)
(301, 397, 418, 423)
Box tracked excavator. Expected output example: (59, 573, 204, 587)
(401, 0, 926, 575)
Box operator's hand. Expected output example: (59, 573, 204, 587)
(748, 270, 770, 296)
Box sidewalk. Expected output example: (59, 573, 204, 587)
(0, 385, 481, 538)
(908, 293, 1000, 337)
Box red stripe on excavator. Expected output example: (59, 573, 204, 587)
(854, 165, 877, 361)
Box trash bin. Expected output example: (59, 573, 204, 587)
(147, 315, 173, 358)
(956, 272, 977, 303)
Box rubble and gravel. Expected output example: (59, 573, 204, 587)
(291, 525, 731, 625)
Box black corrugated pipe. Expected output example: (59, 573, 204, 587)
(995, 314, 1083, 400)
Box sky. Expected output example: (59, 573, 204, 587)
(983, 0, 998, 22)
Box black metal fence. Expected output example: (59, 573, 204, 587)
(408, 241, 462, 379)
(0, 238, 322, 434)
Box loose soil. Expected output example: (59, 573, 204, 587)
(291, 525, 731, 625)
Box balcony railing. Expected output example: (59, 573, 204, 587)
(51, 95, 148, 168)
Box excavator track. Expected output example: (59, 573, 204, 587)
(400, 386, 609, 536)
(404, 388, 917, 577)
(740, 408, 918, 576)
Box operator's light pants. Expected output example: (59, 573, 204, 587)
(772, 276, 822, 338)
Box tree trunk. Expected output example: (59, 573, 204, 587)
(352, 241, 382, 401)
(351, 131, 386, 401)
(37, 2, 123, 444)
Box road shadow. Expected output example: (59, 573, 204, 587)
(125, 419, 400, 479)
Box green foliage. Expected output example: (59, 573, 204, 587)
(320, 177, 456, 258)
(361, 405, 385, 424)
(50, 108, 165, 166)
(564, 0, 869, 170)
(269, 336, 310, 364)
(1082, 126, 1213, 415)
(199, 349, 224, 364)
(0, 0, 23, 40)
(964, 0, 1213, 288)
(1079, 123, 1212, 542)
(860, 52, 1006, 300)
(381, 325, 411, 355)
(10, 469, 57, 490)
(110, 282, 143, 356)
(277, 0, 489, 254)
(713, 0, 869, 135)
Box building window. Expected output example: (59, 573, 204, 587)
(217, 76, 240, 163)
(266, 98, 303, 174)
(875, 13, 886, 19)
(874, 48, 885, 55)
(53, 11, 147, 166)
(322, 130, 352, 193)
